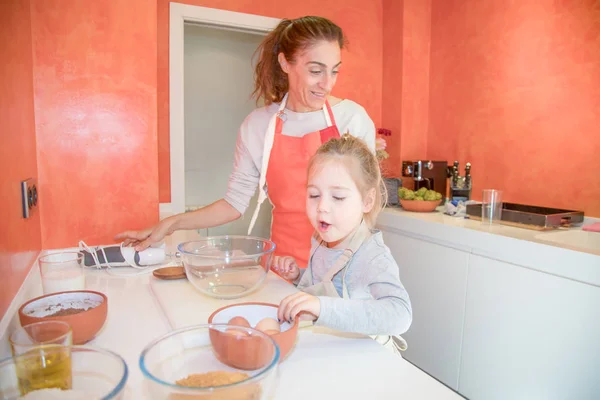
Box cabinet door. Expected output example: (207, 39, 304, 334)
(381, 230, 470, 390)
(460, 254, 600, 400)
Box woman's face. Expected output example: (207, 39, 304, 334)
(279, 40, 341, 112)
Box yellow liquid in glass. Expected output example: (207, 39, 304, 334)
(15, 346, 72, 395)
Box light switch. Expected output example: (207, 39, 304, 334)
(21, 178, 38, 219)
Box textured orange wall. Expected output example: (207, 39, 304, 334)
(381, 0, 432, 177)
(31, 0, 160, 248)
(427, 0, 600, 216)
(381, 0, 404, 177)
(398, 0, 431, 163)
(0, 0, 41, 319)
(157, 0, 384, 202)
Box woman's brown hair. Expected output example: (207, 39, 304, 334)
(307, 134, 388, 228)
(252, 16, 346, 105)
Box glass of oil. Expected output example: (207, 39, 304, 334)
(9, 321, 73, 396)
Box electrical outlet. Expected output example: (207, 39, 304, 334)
(21, 178, 38, 219)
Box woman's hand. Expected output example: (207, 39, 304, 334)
(114, 217, 177, 251)
(271, 256, 300, 281)
(278, 292, 320, 323)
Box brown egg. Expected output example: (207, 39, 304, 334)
(228, 316, 250, 328)
(226, 316, 251, 336)
(255, 317, 281, 334)
(264, 329, 280, 336)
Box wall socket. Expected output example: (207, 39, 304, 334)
(21, 178, 38, 219)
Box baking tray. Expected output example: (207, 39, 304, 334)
(465, 202, 584, 230)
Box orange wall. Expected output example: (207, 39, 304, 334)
(398, 0, 431, 164)
(157, 0, 384, 202)
(381, 0, 403, 176)
(0, 0, 41, 319)
(427, 0, 600, 216)
(381, 0, 432, 177)
(31, 0, 160, 248)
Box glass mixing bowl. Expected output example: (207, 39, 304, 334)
(139, 324, 280, 400)
(177, 236, 275, 299)
(0, 345, 128, 400)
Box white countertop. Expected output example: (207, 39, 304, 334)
(378, 207, 600, 287)
(1, 230, 464, 400)
(86, 268, 462, 399)
(381, 206, 599, 255)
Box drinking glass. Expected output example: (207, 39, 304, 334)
(482, 189, 503, 225)
(39, 252, 85, 294)
(9, 321, 73, 395)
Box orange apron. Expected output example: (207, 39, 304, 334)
(247, 94, 340, 268)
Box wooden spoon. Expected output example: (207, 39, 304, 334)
(153, 266, 187, 280)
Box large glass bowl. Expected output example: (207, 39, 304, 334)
(177, 236, 275, 299)
(0, 345, 128, 399)
(139, 324, 279, 400)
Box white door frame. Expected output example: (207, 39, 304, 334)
(161, 3, 280, 216)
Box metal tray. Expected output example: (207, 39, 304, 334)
(465, 202, 584, 230)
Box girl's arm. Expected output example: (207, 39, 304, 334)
(314, 254, 413, 336)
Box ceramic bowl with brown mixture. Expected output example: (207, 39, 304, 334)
(18, 290, 108, 344)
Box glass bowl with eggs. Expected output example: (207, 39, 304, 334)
(177, 237, 275, 300)
(139, 324, 279, 400)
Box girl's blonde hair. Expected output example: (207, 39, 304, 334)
(252, 16, 346, 105)
(307, 134, 388, 228)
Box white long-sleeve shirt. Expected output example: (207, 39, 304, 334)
(224, 100, 376, 214)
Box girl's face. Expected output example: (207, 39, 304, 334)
(306, 160, 374, 248)
(279, 40, 341, 112)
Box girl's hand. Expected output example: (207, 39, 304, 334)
(278, 292, 320, 323)
(271, 256, 300, 281)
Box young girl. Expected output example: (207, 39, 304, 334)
(272, 133, 412, 354)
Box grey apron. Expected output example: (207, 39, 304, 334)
(302, 222, 407, 355)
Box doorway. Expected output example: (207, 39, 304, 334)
(183, 23, 272, 237)
(166, 4, 280, 237)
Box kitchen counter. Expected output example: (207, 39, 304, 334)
(381, 206, 600, 255)
(377, 207, 600, 400)
(0, 231, 464, 400)
(378, 207, 600, 287)
(3, 211, 597, 399)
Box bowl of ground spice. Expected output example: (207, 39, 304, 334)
(18, 291, 108, 344)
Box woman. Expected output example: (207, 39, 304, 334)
(116, 16, 376, 268)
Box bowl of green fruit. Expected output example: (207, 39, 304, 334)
(398, 187, 443, 212)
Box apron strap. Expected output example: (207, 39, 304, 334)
(314, 220, 371, 283)
(247, 94, 288, 235)
(321, 248, 353, 282)
(323, 100, 335, 127)
(341, 262, 351, 299)
(338, 221, 370, 297)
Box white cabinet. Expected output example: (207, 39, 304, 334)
(459, 254, 600, 400)
(381, 230, 470, 390)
